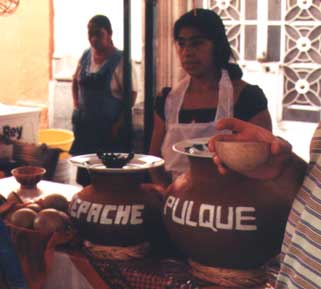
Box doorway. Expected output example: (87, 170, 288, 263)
(50, 0, 144, 151)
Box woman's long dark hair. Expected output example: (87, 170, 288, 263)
(174, 8, 242, 79)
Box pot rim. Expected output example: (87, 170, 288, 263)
(69, 153, 164, 173)
(173, 137, 213, 158)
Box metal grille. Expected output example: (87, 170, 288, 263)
(0, 0, 19, 16)
(205, 0, 321, 122)
(283, 1, 321, 121)
(207, 0, 242, 60)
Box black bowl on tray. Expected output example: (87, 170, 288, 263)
(97, 152, 135, 168)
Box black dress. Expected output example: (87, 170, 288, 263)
(155, 84, 268, 123)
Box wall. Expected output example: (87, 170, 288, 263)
(0, 0, 51, 105)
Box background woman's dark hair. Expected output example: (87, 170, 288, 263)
(174, 8, 242, 79)
(88, 15, 113, 35)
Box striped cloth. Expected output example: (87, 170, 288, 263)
(275, 123, 321, 288)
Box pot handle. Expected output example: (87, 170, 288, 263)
(140, 183, 167, 201)
(80, 161, 90, 170)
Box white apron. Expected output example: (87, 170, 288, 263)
(161, 70, 234, 179)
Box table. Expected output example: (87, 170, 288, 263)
(43, 251, 268, 289)
(0, 177, 273, 289)
(0, 176, 81, 201)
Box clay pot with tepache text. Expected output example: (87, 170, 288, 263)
(68, 153, 164, 246)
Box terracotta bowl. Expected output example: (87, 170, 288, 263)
(215, 141, 270, 173)
(11, 166, 46, 188)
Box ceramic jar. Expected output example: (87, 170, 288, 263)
(69, 153, 164, 246)
(162, 151, 300, 269)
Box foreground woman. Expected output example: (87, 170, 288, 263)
(149, 9, 272, 186)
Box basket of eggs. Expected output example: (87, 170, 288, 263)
(5, 194, 72, 269)
(1, 187, 73, 278)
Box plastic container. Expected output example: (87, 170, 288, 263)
(38, 129, 74, 159)
(38, 129, 74, 184)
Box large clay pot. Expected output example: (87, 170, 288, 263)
(69, 153, 164, 246)
(163, 140, 302, 269)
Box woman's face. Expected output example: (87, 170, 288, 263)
(88, 23, 112, 52)
(176, 27, 215, 77)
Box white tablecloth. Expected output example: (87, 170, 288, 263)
(0, 176, 81, 201)
(42, 252, 94, 289)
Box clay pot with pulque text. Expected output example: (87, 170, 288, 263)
(162, 138, 302, 269)
(69, 153, 164, 247)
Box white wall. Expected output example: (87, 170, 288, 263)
(53, 0, 142, 61)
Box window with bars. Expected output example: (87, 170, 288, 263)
(204, 0, 321, 123)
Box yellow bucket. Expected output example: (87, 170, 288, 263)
(38, 129, 74, 160)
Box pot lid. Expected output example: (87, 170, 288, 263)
(69, 153, 164, 173)
(173, 137, 213, 158)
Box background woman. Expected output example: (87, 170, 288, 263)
(70, 14, 137, 186)
(70, 14, 137, 156)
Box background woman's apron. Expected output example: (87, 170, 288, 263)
(70, 49, 123, 155)
(161, 70, 234, 179)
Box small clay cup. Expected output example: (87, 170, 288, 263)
(11, 166, 46, 189)
(215, 141, 270, 173)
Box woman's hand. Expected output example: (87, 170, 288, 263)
(208, 118, 293, 180)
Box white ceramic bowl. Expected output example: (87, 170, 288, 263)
(215, 141, 270, 173)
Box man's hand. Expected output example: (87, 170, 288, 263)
(208, 118, 292, 180)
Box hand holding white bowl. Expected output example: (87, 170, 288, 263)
(208, 118, 292, 180)
(215, 140, 270, 173)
